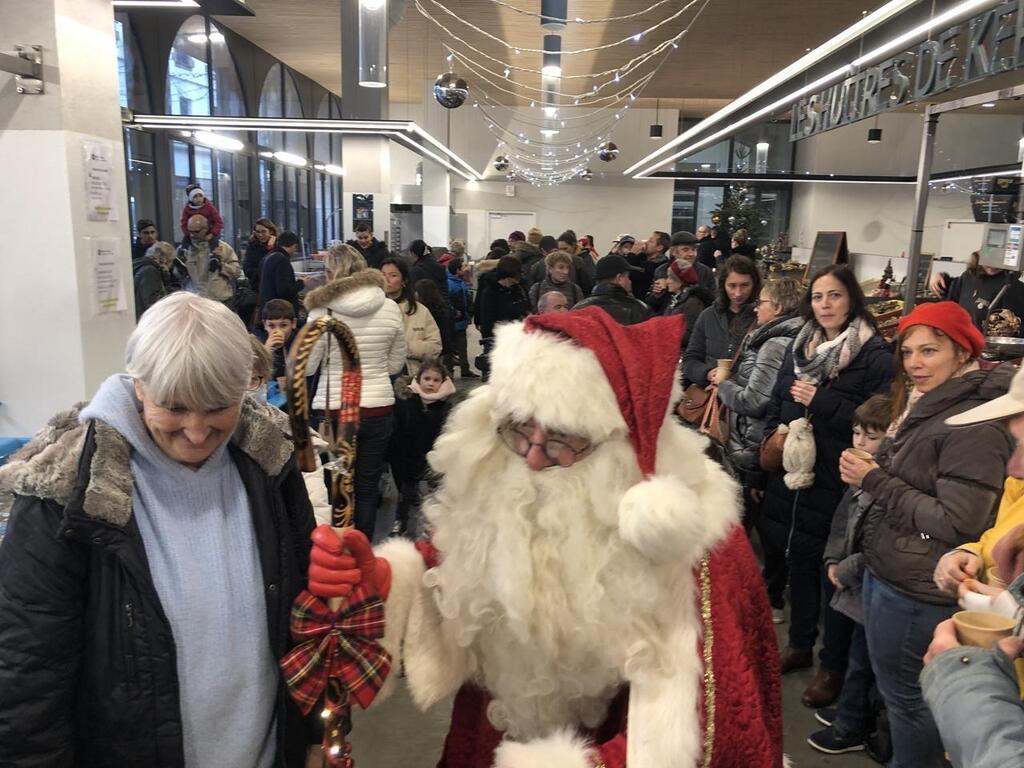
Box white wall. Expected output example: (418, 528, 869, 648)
(451, 176, 675, 259)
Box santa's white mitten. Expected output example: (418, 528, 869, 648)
(493, 731, 597, 768)
(782, 417, 815, 490)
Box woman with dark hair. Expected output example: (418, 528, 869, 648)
(760, 264, 893, 709)
(852, 302, 1014, 765)
(683, 255, 761, 386)
(242, 217, 278, 293)
(380, 256, 442, 377)
(414, 278, 454, 364)
(489, 238, 511, 256)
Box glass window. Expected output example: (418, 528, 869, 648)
(209, 22, 244, 116)
(285, 166, 299, 231)
(732, 122, 793, 174)
(259, 158, 271, 219)
(114, 15, 150, 112)
(272, 162, 286, 227)
(215, 151, 235, 248)
(235, 154, 252, 242)
(125, 129, 158, 235)
(167, 16, 210, 115)
(298, 168, 309, 249)
(171, 139, 192, 224)
(194, 146, 214, 204)
(258, 64, 283, 151)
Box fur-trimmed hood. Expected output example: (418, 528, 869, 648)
(304, 268, 387, 313)
(0, 394, 294, 529)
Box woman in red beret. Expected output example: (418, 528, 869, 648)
(849, 301, 1015, 767)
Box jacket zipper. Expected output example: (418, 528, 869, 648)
(123, 599, 137, 679)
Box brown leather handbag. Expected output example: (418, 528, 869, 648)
(699, 387, 730, 445)
(759, 428, 787, 472)
(679, 384, 711, 425)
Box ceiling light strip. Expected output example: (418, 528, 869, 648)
(623, 0, 922, 175)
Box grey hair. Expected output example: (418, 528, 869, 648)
(325, 243, 367, 278)
(126, 292, 252, 410)
(762, 276, 803, 316)
(145, 241, 176, 268)
(449, 239, 466, 255)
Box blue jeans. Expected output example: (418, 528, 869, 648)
(863, 571, 955, 767)
(832, 624, 875, 739)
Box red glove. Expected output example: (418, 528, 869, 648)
(308, 526, 392, 601)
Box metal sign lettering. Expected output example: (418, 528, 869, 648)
(790, 0, 1022, 141)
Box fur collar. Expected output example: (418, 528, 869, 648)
(304, 269, 386, 311)
(0, 398, 294, 528)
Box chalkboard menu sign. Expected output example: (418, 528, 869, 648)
(805, 231, 849, 280)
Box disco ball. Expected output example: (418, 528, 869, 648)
(597, 141, 619, 162)
(581, 168, 593, 182)
(433, 73, 469, 109)
(494, 155, 510, 172)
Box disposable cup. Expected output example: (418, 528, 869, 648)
(953, 610, 1015, 648)
(847, 448, 874, 462)
(716, 359, 734, 381)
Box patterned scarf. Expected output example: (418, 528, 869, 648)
(792, 316, 875, 385)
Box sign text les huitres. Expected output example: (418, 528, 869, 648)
(790, 0, 1022, 141)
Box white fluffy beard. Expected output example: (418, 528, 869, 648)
(423, 407, 673, 742)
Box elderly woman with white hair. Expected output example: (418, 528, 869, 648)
(0, 293, 318, 767)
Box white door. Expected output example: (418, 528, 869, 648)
(487, 211, 536, 249)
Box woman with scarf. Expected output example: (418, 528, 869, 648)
(760, 265, 893, 709)
(852, 302, 1014, 768)
(715, 277, 804, 532)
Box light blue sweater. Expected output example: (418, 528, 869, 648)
(81, 375, 278, 768)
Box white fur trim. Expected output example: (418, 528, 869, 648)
(492, 729, 596, 768)
(488, 321, 626, 441)
(783, 756, 794, 768)
(619, 420, 740, 567)
(782, 417, 815, 490)
(368, 538, 425, 706)
(627, 566, 704, 768)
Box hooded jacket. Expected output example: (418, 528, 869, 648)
(304, 269, 406, 408)
(0, 400, 315, 767)
(716, 315, 803, 473)
(861, 364, 1016, 605)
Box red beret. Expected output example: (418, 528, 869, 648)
(896, 301, 985, 357)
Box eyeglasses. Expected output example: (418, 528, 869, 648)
(497, 419, 595, 468)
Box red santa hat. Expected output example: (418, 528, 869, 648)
(524, 308, 682, 481)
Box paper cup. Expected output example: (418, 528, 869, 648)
(716, 359, 733, 381)
(953, 610, 1016, 648)
(847, 448, 874, 462)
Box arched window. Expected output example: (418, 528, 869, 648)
(115, 14, 156, 239)
(115, 14, 150, 112)
(166, 15, 244, 116)
(258, 64, 311, 241)
(313, 95, 344, 248)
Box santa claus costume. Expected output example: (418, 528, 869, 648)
(364, 308, 783, 768)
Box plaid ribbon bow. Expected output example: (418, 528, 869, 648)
(280, 590, 391, 716)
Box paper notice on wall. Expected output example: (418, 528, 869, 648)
(83, 139, 119, 222)
(92, 238, 127, 314)
(1005, 225, 1022, 269)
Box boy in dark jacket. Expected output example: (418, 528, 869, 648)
(809, 394, 890, 755)
(389, 360, 457, 537)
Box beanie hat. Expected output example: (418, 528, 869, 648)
(186, 184, 204, 203)
(527, 227, 543, 245)
(897, 301, 985, 357)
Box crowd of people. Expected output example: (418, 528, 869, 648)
(13, 192, 1024, 767)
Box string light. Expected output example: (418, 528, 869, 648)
(488, 0, 678, 25)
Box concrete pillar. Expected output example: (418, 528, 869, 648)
(420, 78, 451, 249)
(341, 135, 392, 245)
(0, 0, 134, 435)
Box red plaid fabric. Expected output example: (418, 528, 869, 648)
(280, 590, 391, 716)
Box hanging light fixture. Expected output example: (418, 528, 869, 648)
(649, 99, 663, 139)
(867, 116, 882, 143)
(540, 0, 568, 31)
(358, 0, 388, 88)
(542, 35, 562, 78)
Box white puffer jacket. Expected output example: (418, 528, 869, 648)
(304, 269, 407, 409)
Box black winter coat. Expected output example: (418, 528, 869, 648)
(653, 285, 713, 348)
(388, 391, 453, 485)
(244, 237, 272, 292)
(259, 248, 304, 315)
(0, 402, 316, 767)
(347, 238, 391, 270)
(760, 333, 894, 542)
(410, 255, 450, 304)
(575, 284, 653, 326)
(696, 236, 717, 270)
(478, 280, 530, 337)
(682, 303, 757, 387)
(132, 256, 170, 320)
(940, 268, 1024, 330)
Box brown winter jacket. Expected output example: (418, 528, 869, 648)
(861, 364, 1016, 605)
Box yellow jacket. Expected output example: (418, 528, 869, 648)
(959, 477, 1024, 584)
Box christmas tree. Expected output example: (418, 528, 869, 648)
(710, 186, 772, 245)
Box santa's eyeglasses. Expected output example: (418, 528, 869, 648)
(497, 419, 595, 468)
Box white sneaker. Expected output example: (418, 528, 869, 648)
(771, 608, 785, 624)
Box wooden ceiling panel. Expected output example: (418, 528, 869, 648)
(218, 0, 873, 107)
